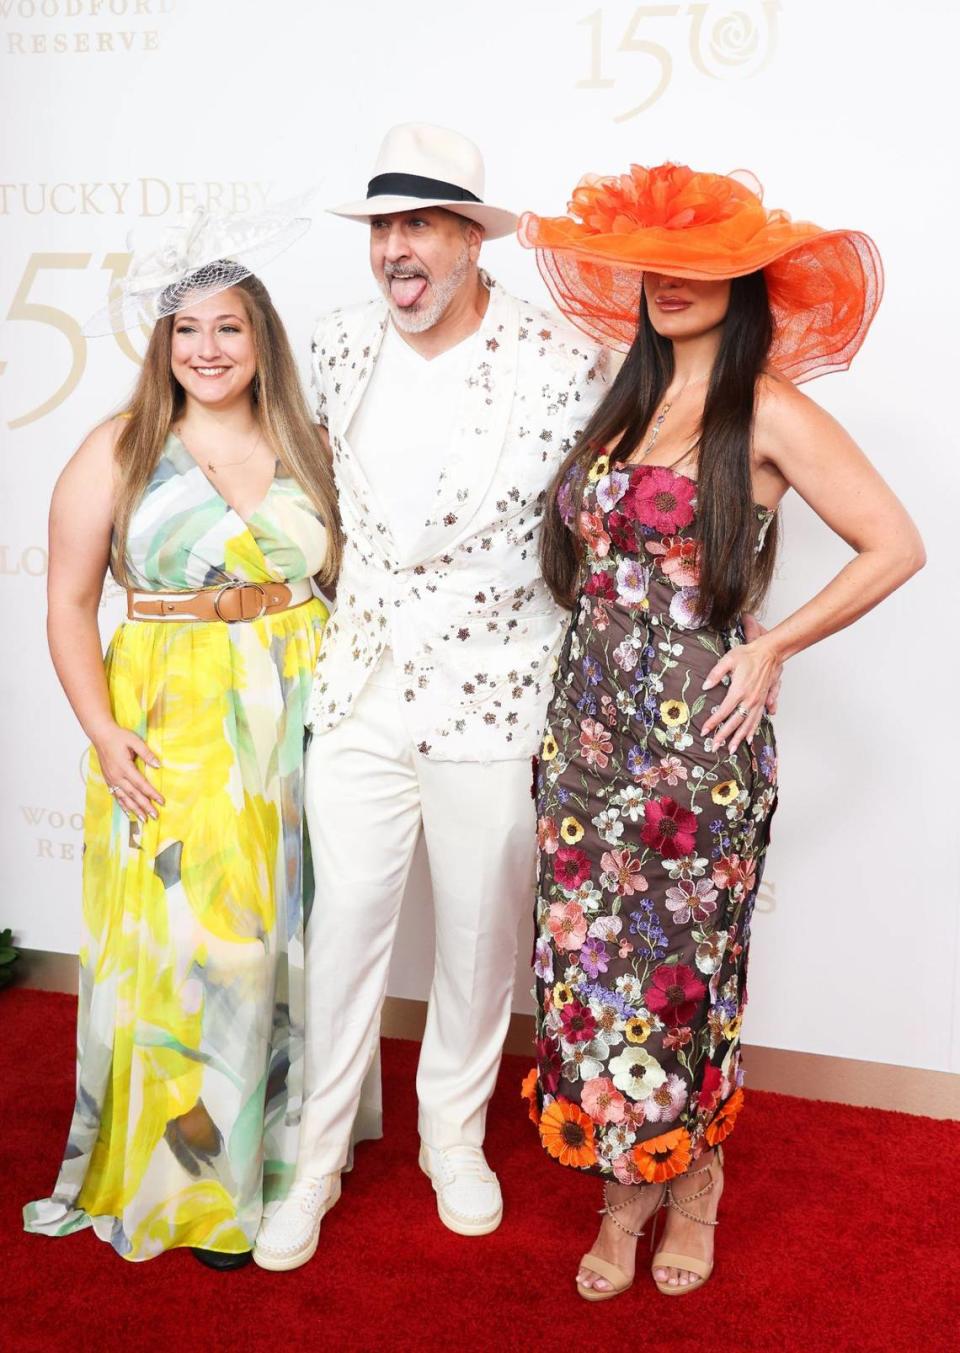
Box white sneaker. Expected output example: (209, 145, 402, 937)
(419, 1142, 503, 1236)
(253, 1173, 341, 1271)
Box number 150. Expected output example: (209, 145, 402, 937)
(2, 252, 144, 430)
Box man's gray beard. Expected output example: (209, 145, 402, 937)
(382, 245, 472, 334)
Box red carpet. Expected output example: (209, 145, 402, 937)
(3, 989, 958, 1353)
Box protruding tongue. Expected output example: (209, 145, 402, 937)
(391, 275, 428, 308)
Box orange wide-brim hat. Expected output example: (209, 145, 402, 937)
(519, 163, 883, 383)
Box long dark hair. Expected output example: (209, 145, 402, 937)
(541, 272, 778, 631)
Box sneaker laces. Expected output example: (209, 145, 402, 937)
(435, 1146, 493, 1183)
(286, 1176, 331, 1215)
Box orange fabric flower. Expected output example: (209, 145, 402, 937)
(631, 1126, 693, 1182)
(539, 1097, 598, 1169)
(519, 162, 882, 383)
(705, 1088, 745, 1146)
(521, 1067, 540, 1126)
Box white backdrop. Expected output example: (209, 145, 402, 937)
(1, 0, 956, 1076)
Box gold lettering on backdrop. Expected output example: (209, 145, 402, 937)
(20, 807, 83, 831)
(755, 880, 776, 914)
(0, 0, 175, 56)
(0, 544, 48, 574)
(5, 253, 90, 428)
(22, 800, 84, 865)
(576, 1, 779, 119)
(35, 840, 78, 861)
(0, 179, 272, 215)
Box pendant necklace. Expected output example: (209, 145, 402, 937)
(176, 423, 263, 474)
(635, 402, 671, 463)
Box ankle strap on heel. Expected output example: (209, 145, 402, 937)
(601, 1181, 665, 1239)
(664, 1155, 721, 1227)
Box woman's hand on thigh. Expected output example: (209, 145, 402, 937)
(93, 723, 164, 821)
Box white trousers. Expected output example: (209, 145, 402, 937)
(298, 652, 536, 1176)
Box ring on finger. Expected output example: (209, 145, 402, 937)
(736, 702, 751, 719)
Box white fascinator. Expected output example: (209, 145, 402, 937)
(83, 198, 311, 336)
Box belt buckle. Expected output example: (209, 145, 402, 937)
(213, 580, 267, 623)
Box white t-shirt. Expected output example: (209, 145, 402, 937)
(347, 321, 478, 558)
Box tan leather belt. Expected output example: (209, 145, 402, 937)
(126, 578, 314, 623)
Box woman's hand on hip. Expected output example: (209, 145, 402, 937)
(92, 724, 164, 821)
(701, 637, 782, 754)
(741, 612, 782, 713)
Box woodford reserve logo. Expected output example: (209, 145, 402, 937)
(2, 0, 175, 56)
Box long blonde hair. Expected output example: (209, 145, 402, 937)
(110, 273, 342, 587)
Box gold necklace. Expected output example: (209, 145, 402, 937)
(176, 423, 263, 474)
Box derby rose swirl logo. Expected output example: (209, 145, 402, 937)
(576, 1, 780, 119)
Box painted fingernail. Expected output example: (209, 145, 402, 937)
(702, 679, 714, 690)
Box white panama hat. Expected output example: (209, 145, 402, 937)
(330, 122, 519, 240)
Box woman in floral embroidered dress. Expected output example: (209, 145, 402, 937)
(519, 164, 924, 1300)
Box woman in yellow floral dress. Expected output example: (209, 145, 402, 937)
(23, 217, 341, 1267)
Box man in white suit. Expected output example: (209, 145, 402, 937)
(254, 123, 609, 1271)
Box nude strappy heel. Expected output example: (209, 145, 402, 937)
(576, 1181, 665, 1303)
(651, 1145, 724, 1296)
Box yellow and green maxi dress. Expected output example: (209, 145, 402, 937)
(24, 433, 328, 1261)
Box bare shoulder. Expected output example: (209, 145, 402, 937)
(55, 417, 125, 497)
(754, 370, 846, 459)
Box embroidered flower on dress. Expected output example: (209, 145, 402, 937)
(560, 816, 585, 844)
(646, 963, 707, 1026)
(588, 913, 623, 942)
(599, 848, 647, 896)
(554, 848, 592, 892)
(579, 511, 611, 558)
(539, 1098, 598, 1168)
(705, 1088, 744, 1144)
(641, 795, 699, 859)
(596, 470, 629, 513)
(647, 534, 701, 586)
(579, 937, 610, 980)
(620, 467, 696, 533)
(560, 1001, 599, 1044)
(537, 815, 560, 854)
(548, 898, 588, 950)
(581, 1075, 627, 1125)
(631, 1126, 693, 1182)
(665, 878, 719, 925)
(615, 558, 648, 605)
(660, 698, 689, 727)
(534, 937, 555, 983)
(521, 1067, 540, 1125)
(608, 1047, 667, 1101)
(585, 570, 616, 600)
(579, 718, 614, 769)
(643, 1073, 688, 1123)
(624, 1015, 653, 1044)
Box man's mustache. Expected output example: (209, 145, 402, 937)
(383, 263, 430, 281)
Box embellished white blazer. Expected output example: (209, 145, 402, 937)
(305, 274, 610, 761)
